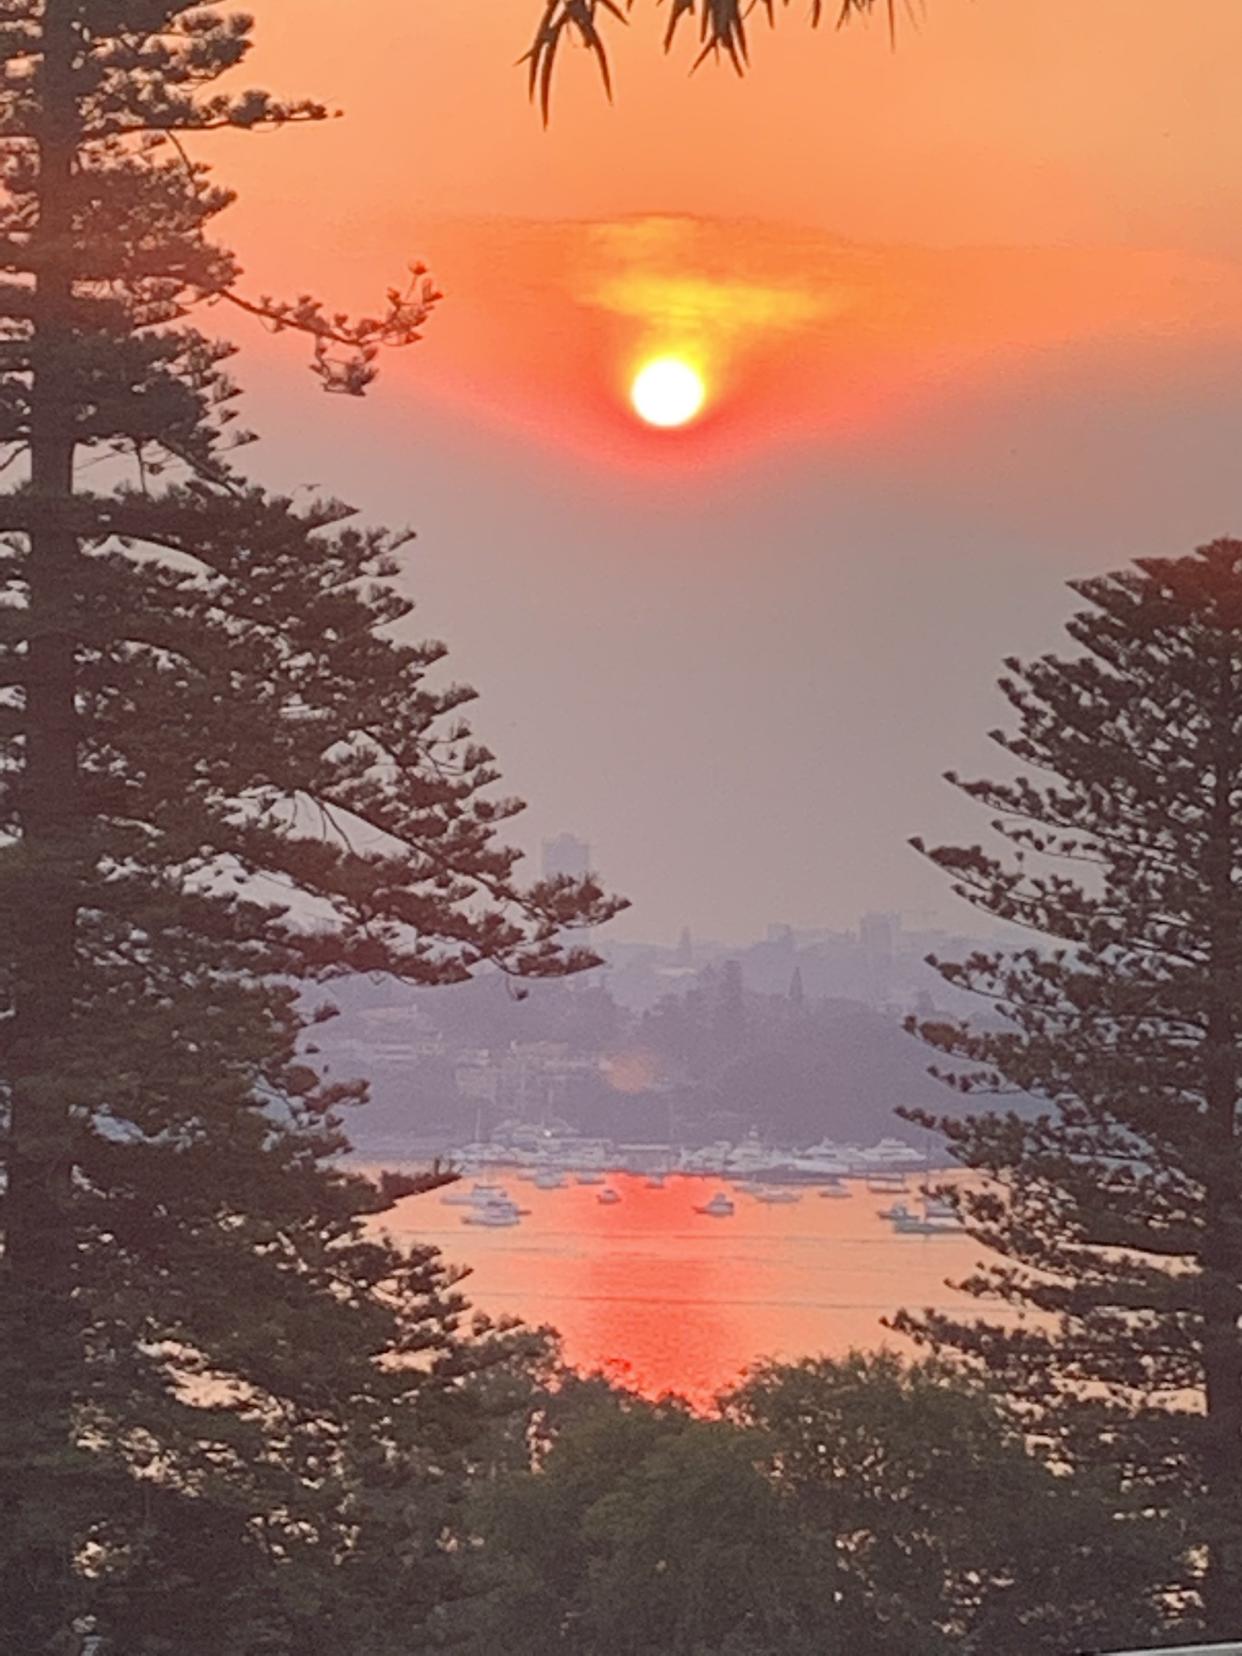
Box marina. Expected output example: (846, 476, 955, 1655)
(443, 1121, 937, 1185)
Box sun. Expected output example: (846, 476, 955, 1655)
(630, 356, 706, 428)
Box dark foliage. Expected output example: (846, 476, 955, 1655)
(0, 1, 621, 1648)
(456, 1351, 1169, 1654)
(902, 540, 1242, 1638)
(524, 0, 893, 120)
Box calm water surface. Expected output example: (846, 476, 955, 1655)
(383, 1171, 996, 1404)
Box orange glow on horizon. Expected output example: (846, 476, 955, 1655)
(345, 214, 1242, 479)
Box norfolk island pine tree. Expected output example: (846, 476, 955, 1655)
(0, 0, 622, 1647)
(901, 543, 1242, 1640)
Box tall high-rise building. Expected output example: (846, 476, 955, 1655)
(541, 832, 591, 883)
(541, 833, 594, 963)
(859, 911, 898, 1007)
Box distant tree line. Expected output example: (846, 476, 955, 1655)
(333, 961, 954, 1151)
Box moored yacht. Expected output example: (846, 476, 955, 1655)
(877, 1200, 915, 1222)
(890, 1208, 962, 1236)
(441, 1181, 510, 1207)
(866, 1171, 909, 1195)
(597, 1187, 621, 1205)
(694, 1191, 735, 1217)
(462, 1200, 522, 1228)
(861, 1136, 927, 1167)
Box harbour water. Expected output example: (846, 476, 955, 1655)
(382, 1170, 995, 1406)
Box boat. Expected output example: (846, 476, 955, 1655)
(890, 1210, 962, 1236)
(678, 1140, 734, 1175)
(877, 1200, 915, 1222)
(461, 1193, 525, 1228)
(644, 1172, 666, 1189)
(818, 1179, 850, 1199)
(462, 1204, 522, 1228)
(867, 1139, 927, 1165)
(575, 1171, 605, 1185)
(866, 1171, 909, 1195)
(533, 1169, 568, 1190)
(441, 1181, 510, 1207)
(753, 1187, 801, 1204)
(724, 1129, 790, 1182)
(783, 1143, 853, 1181)
(597, 1187, 621, 1205)
(921, 1193, 956, 1221)
(694, 1191, 735, 1217)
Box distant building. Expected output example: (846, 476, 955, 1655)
(541, 832, 594, 963)
(859, 911, 899, 1008)
(542, 832, 591, 883)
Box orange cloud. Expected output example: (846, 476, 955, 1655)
(392, 214, 1242, 473)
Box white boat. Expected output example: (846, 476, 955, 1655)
(724, 1130, 788, 1181)
(753, 1187, 801, 1204)
(891, 1210, 962, 1236)
(784, 1144, 853, 1180)
(533, 1169, 568, 1190)
(861, 1136, 926, 1167)
(921, 1193, 956, 1220)
(877, 1200, 915, 1222)
(694, 1191, 735, 1217)
(644, 1172, 666, 1188)
(463, 1206, 521, 1228)
(575, 1171, 605, 1185)
(441, 1181, 510, 1207)
(866, 1171, 909, 1194)
(462, 1194, 525, 1228)
(678, 1140, 734, 1174)
(818, 1179, 850, 1199)
(597, 1187, 621, 1205)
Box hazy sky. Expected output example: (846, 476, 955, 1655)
(204, 0, 1242, 942)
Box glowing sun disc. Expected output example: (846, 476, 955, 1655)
(631, 357, 706, 428)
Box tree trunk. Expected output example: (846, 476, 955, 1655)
(0, 0, 83, 1645)
(1199, 692, 1242, 1639)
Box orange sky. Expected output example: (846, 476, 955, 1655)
(207, 1, 1242, 475)
(197, 2, 1242, 940)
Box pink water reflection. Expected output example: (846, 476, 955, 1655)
(385, 1171, 990, 1406)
